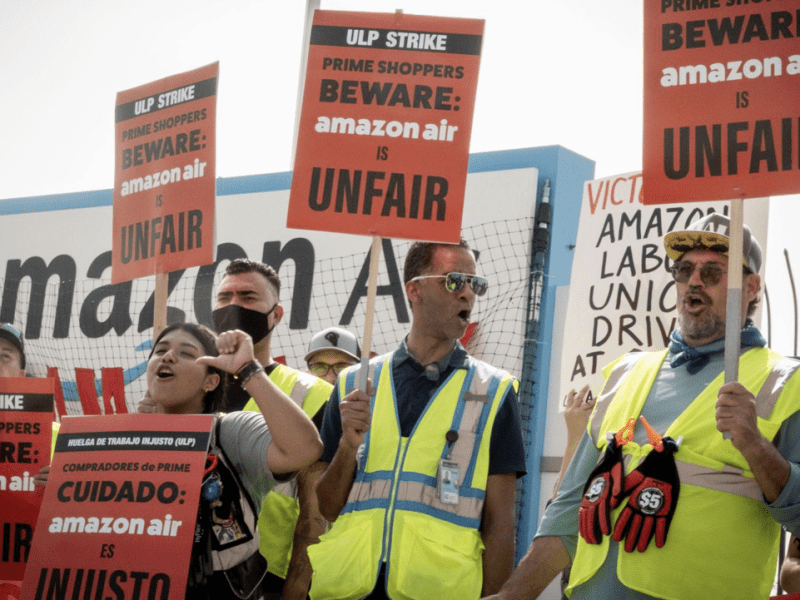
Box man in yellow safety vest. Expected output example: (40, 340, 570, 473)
(311, 239, 526, 600)
(485, 214, 800, 600)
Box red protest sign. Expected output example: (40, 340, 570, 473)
(288, 11, 483, 242)
(112, 62, 218, 284)
(20, 414, 213, 600)
(643, 2, 800, 204)
(0, 378, 53, 582)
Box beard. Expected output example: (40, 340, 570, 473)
(677, 287, 726, 344)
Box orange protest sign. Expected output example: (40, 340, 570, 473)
(288, 11, 483, 242)
(643, 2, 800, 204)
(112, 63, 218, 283)
(21, 414, 213, 600)
(0, 378, 53, 582)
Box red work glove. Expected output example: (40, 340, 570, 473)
(578, 435, 626, 544)
(612, 436, 680, 553)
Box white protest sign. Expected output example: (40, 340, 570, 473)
(558, 172, 769, 406)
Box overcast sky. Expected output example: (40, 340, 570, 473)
(1, 0, 798, 353)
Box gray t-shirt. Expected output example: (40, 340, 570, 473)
(217, 411, 280, 507)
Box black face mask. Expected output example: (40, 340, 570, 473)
(211, 304, 277, 345)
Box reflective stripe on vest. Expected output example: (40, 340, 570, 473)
(754, 356, 800, 418)
(589, 351, 659, 444)
(570, 347, 800, 600)
(243, 364, 333, 579)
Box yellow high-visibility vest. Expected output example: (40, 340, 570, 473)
(243, 363, 332, 579)
(570, 347, 800, 600)
(309, 353, 516, 600)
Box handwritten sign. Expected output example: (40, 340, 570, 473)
(558, 172, 769, 405)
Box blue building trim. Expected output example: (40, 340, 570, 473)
(0, 147, 589, 214)
(505, 147, 595, 562)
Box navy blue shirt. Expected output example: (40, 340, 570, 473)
(320, 340, 527, 476)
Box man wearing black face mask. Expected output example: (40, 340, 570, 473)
(212, 258, 333, 600)
(212, 258, 286, 411)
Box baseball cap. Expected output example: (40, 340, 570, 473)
(304, 327, 361, 363)
(0, 323, 25, 369)
(663, 213, 762, 274)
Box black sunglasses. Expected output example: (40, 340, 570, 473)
(410, 272, 489, 296)
(670, 261, 727, 287)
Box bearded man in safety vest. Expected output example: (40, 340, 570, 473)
(484, 213, 800, 600)
(310, 239, 527, 600)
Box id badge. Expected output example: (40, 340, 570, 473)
(438, 459, 460, 504)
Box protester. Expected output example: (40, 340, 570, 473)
(211, 259, 333, 600)
(234, 326, 361, 598)
(311, 239, 526, 600)
(304, 327, 360, 386)
(0, 323, 36, 597)
(146, 323, 322, 599)
(483, 214, 800, 600)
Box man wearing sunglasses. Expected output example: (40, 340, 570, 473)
(312, 239, 526, 600)
(485, 214, 800, 600)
